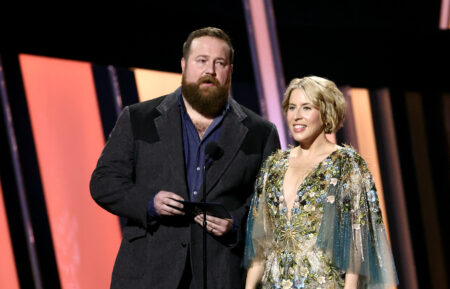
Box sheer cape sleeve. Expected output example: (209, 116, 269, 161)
(244, 150, 282, 268)
(316, 147, 398, 289)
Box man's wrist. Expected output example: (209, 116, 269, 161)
(147, 196, 159, 220)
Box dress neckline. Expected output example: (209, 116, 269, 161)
(281, 146, 341, 220)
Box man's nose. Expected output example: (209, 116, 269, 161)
(204, 62, 216, 75)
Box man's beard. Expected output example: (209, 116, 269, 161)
(181, 74, 230, 118)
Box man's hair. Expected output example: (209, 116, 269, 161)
(281, 76, 346, 133)
(183, 27, 234, 64)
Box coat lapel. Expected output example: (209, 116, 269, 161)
(154, 91, 189, 200)
(205, 100, 248, 195)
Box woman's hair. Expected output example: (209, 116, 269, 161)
(281, 76, 346, 133)
(183, 27, 234, 64)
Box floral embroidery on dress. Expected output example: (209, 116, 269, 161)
(244, 146, 398, 289)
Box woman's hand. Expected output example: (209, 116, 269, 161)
(245, 261, 265, 289)
(343, 272, 359, 289)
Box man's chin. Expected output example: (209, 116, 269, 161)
(198, 86, 218, 96)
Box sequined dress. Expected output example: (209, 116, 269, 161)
(244, 146, 398, 289)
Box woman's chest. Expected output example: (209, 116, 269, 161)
(264, 159, 338, 227)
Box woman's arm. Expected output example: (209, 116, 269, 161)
(343, 272, 359, 289)
(245, 261, 265, 289)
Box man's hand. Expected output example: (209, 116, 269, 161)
(154, 191, 185, 216)
(194, 214, 233, 236)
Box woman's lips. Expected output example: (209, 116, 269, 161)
(293, 124, 306, 133)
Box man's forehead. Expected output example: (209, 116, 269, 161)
(190, 37, 230, 57)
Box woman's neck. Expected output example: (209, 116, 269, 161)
(294, 134, 337, 157)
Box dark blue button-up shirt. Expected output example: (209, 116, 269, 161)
(147, 94, 229, 217)
(179, 96, 229, 201)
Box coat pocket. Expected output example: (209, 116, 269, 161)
(112, 227, 148, 278)
(122, 225, 147, 241)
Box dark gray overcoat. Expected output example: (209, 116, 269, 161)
(90, 88, 280, 289)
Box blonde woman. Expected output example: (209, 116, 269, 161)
(244, 76, 398, 289)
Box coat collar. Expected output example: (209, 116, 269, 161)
(155, 87, 249, 198)
(153, 88, 188, 199)
(206, 99, 248, 195)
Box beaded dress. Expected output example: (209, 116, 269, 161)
(244, 146, 398, 289)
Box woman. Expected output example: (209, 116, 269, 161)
(244, 76, 398, 289)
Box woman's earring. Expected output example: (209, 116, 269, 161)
(324, 123, 332, 134)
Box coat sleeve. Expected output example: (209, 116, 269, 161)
(90, 106, 153, 228)
(316, 149, 399, 289)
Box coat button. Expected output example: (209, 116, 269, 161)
(181, 242, 187, 247)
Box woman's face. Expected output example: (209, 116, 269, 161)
(286, 88, 324, 145)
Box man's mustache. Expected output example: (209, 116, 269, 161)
(198, 75, 220, 86)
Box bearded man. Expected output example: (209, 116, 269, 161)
(90, 27, 280, 289)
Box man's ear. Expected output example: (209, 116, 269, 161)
(181, 58, 186, 73)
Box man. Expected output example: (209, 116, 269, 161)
(90, 27, 280, 289)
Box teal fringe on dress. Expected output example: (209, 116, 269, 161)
(244, 146, 398, 289)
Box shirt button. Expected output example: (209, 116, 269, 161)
(193, 191, 198, 195)
(196, 167, 200, 171)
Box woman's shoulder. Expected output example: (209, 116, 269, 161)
(267, 147, 289, 161)
(336, 144, 371, 175)
(336, 144, 365, 162)
(261, 148, 289, 169)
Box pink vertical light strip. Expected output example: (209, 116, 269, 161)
(0, 181, 20, 289)
(440, 0, 450, 29)
(19, 54, 122, 289)
(247, 0, 288, 149)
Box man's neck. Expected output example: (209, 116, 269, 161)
(183, 96, 214, 139)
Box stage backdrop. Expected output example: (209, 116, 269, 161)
(19, 54, 122, 289)
(0, 180, 20, 289)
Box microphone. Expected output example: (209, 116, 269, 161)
(205, 141, 224, 161)
(202, 141, 223, 201)
(201, 141, 223, 289)
(204, 141, 223, 170)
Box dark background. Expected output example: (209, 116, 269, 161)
(1, 0, 449, 288)
(1, 0, 449, 89)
